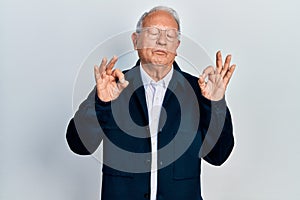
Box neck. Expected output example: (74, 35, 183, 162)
(141, 63, 172, 82)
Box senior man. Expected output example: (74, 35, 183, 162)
(66, 6, 236, 200)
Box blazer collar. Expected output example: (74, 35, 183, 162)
(123, 60, 189, 123)
(131, 60, 186, 89)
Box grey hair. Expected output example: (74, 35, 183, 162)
(136, 6, 181, 33)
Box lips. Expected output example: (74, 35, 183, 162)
(153, 49, 168, 55)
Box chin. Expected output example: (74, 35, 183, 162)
(150, 57, 171, 66)
(151, 61, 169, 67)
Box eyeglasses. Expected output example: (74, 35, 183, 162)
(138, 27, 180, 42)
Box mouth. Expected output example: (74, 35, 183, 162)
(153, 49, 168, 55)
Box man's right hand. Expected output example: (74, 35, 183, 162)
(94, 56, 129, 102)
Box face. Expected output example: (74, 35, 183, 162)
(132, 10, 180, 67)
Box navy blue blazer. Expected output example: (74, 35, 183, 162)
(66, 61, 234, 200)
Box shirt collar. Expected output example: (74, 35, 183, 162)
(140, 64, 173, 89)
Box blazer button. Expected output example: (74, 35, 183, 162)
(144, 193, 150, 199)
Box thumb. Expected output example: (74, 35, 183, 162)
(117, 78, 129, 91)
(112, 68, 129, 92)
(198, 75, 206, 91)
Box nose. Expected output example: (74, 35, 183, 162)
(156, 30, 167, 45)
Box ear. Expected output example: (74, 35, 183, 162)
(131, 32, 138, 50)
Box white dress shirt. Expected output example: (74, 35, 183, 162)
(140, 65, 173, 200)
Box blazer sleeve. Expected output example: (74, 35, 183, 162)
(199, 95, 234, 166)
(66, 87, 110, 155)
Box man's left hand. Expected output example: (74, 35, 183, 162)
(198, 51, 236, 101)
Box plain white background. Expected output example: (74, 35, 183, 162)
(1, 0, 300, 199)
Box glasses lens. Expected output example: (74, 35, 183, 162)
(146, 27, 159, 39)
(143, 27, 178, 42)
(166, 29, 178, 41)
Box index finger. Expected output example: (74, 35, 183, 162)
(112, 68, 125, 82)
(202, 65, 215, 80)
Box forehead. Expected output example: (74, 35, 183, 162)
(142, 10, 178, 30)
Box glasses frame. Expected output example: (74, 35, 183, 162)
(137, 26, 181, 42)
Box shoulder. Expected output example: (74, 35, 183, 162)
(181, 70, 198, 82)
(173, 61, 199, 85)
(177, 69, 200, 91)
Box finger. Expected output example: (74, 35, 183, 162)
(106, 55, 118, 75)
(221, 54, 232, 77)
(113, 69, 129, 91)
(94, 65, 102, 83)
(198, 75, 206, 91)
(202, 65, 215, 80)
(216, 50, 223, 74)
(223, 64, 236, 87)
(112, 68, 127, 84)
(117, 80, 129, 91)
(99, 57, 108, 74)
(198, 74, 205, 84)
(112, 68, 124, 80)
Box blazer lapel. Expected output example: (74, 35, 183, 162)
(162, 61, 185, 107)
(124, 60, 186, 128)
(124, 64, 149, 124)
